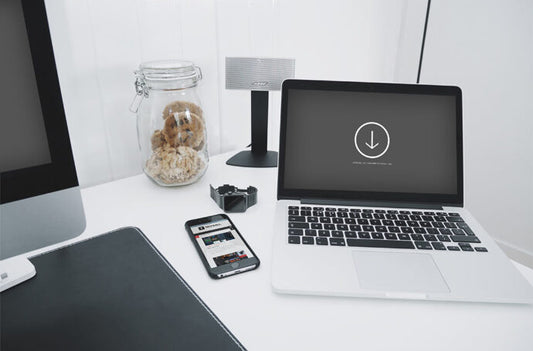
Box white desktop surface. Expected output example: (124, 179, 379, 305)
(27, 152, 533, 351)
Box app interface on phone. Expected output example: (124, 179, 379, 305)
(190, 219, 254, 268)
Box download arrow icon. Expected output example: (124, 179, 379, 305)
(365, 130, 379, 149)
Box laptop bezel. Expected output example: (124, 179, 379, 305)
(277, 79, 464, 207)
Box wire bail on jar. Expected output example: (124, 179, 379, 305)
(129, 74, 149, 113)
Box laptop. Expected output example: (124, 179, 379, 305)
(271, 79, 533, 303)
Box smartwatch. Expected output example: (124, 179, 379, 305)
(210, 184, 258, 212)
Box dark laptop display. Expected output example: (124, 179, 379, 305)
(278, 80, 463, 206)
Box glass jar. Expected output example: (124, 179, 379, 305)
(131, 60, 208, 186)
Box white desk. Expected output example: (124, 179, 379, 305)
(33, 152, 533, 350)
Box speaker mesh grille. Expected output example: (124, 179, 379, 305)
(225, 57, 295, 91)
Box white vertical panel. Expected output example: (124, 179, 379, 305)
(87, 0, 143, 181)
(45, 0, 114, 187)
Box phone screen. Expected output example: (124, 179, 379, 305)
(189, 218, 255, 268)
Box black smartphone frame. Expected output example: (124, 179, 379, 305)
(184, 213, 260, 279)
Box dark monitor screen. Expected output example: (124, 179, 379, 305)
(0, 0, 85, 260)
(0, 0, 78, 204)
(278, 80, 463, 206)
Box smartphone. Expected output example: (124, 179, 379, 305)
(185, 214, 260, 279)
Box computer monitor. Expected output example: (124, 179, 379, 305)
(0, 0, 85, 266)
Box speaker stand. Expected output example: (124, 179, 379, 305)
(226, 91, 278, 167)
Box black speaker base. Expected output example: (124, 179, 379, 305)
(226, 150, 278, 168)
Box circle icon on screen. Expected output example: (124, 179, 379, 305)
(354, 122, 390, 159)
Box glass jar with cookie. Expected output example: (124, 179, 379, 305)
(131, 60, 208, 186)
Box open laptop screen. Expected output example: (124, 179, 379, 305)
(277, 80, 463, 206)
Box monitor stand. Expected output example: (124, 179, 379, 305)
(226, 91, 278, 168)
(0, 257, 36, 292)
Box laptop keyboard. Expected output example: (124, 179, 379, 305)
(287, 206, 488, 252)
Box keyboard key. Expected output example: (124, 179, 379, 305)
(427, 228, 439, 235)
(350, 208, 362, 212)
(316, 237, 328, 245)
(375, 225, 387, 232)
(414, 228, 426, 234)
(345, 231, 357, 238)
(382, 220, 394, 226)
(398, 215, 409, 220)
(399, 210, 411, 215)
(431, 242, 446, 250)
(420, 221, 432, 228)
(288, 236, 300, 244)
(332, 230, 344, 238)
(350, 225, 362, 231)
(288, 206, 299, 209)
(451, 235, 480, 243)
(311, 223, 323, 230)
(363, 209, 374, 213)
(307, 217, 318, 223)
(362, 213, 373, 219)
(446, 216, 464, 222)
(409, 215, 421, 221)
(301, 206, 311, 211)
(289, 222, 309, 229)
(371, 232, 384, 240)
(395, 220, 407, 226)
(385, 214, 397, 220)
(330, 238, 346, 246)
(326, 207, 336, 212)
(289, 216, 306, 222)
(375, 209, 386, 214)
(448, 212, 460, 216)
(337, 224, 348, 231)
(345, 218, 356, 224)
(412, 211, 423, 215)
(337, 212, 348, 218)
(373, 214, 385, 219)
(302, 236, 314, 245)
(332, 218, 344, 224)
(312, 211, 323, 217)
(411, 234, 424, 241)
(358, 219, 369, 225)
(432, 222, 444, 228)
(347, 239, 415, 249)
(452, 228, 465, 235)
(358, 232, 371, 239)
(301, 210, 311, 216)
(388, 226, 401, 233)
(314, 207, 324, 211)
(447, 246, 460, 251)
(324, 224, 335, 230)
(459, 243, 474, 252)
(385, 233, 398, 240)
(424, 234, 437, 242)
(437, 235, 451, 242)
(325, 211, 336, 217)
(424, 211, 435, 215)
(305, 229, 317, 236)
(387, 210, 398, 214)
(415, 241, 432, 250)
(338, 208, 349, 212)
(474, 247, 488, 252)
(439, 228, 452, 235)
(370, 219, 381, 225)
(289, 229, 303, 236)
(318, 230, 330, 237)
(398, 234, 410, 240)
(444, 222, 457, 228)
(349, 212, 361, 219)
(288, 209, 299, 215)
(401, 227, 414, 234)
(320, 217, 331, 223)
(363, 225, 374, 232)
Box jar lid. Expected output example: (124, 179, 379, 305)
(136, 60, 202, 88)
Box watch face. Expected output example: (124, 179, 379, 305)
(223, 195, 247, 212)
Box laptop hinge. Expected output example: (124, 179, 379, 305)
(301, 198, 443, 210)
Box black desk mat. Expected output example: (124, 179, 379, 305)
(1, 227, 245, 351)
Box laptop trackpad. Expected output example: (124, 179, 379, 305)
(352, 251, 450, 294)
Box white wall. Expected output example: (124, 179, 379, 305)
(44, 0, 425, 187)
(421, 0, 533, 266)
